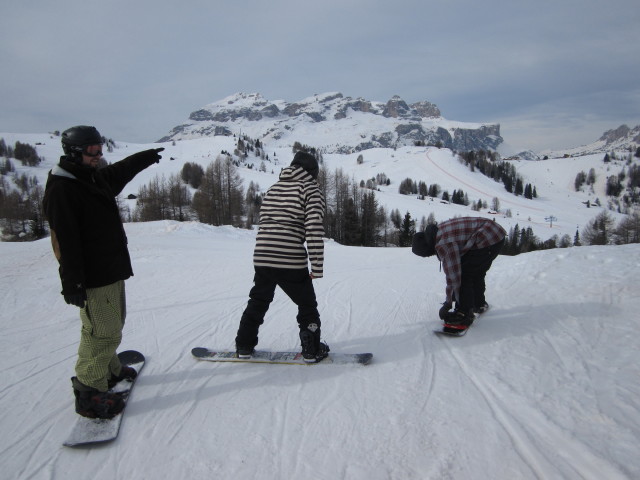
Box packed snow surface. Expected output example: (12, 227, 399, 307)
(1, 221, 639, 479)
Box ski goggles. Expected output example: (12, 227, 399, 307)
(82, 144, 103, 157)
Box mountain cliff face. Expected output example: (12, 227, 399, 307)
(158, 92, 503, 153)
(542, 124, 640, 158)
(599, 124, 640, 147)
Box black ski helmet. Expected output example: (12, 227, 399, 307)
(61, 126, 103, 158)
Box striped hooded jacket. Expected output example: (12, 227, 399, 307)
(253, 165, 326, 277)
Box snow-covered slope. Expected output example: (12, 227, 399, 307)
(1, 131, 635, 243)
(0, 221, 638, 479)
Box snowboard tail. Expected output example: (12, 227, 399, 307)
(63, 350, 145, 447)
(192, 347, 372, 366)
(434, 324, 469, 337)
(434, 305, 490, 337)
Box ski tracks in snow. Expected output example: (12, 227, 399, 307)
(438, 333, 628, 479)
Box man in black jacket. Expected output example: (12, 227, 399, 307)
(43, 125, 163, 418)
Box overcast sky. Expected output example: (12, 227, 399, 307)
(2, 0, 639, 152)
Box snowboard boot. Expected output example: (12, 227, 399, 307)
(473, 302, 490, 315)
(442, 310, 475, 328)
(300, 324, 330, 363)
(236, 347, 255, 359)
(108, 365, 138, 389)
(72, 377, 125, 419)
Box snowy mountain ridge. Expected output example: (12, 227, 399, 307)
(158, 92, 638, 159)
(540, 123, 640, 159)
(158, 92, 503, 153)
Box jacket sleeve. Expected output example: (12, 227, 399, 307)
(436, 242, 462, 304)
(304, 184, 325, 278)
(100, 150, 159, 196)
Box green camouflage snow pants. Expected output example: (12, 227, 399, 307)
(76, 280, 126, 391)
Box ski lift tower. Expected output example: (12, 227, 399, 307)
(545, 215, 557, 228)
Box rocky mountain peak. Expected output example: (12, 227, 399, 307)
(599, 124, 640, 145)
(159, 92, 501, 153)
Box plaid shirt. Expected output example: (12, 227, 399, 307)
(435, 217, 506, 304)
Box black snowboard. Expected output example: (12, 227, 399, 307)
(63, 350, 145, 447)
(192, 347, 373, 365)
(434, 325, 469, 337)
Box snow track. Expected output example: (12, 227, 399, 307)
(1, 222, 638, 479)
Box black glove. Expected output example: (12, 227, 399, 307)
(439, 302, 452, 320)
(128, 147, 165, 165)
(64, 289, 87, 308)
(149, 147, 164, 163)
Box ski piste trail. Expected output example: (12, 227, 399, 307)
(1, 221, 638, 479)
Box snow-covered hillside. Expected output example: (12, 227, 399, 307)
(1, 131, 634, 243)
(1, 221, 638, 479)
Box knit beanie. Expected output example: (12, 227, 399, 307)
(290, 151, 319, 179)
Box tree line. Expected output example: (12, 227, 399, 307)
(0, 138, 45, 167)
(497, 209, 640, 255)
(458, 150, 538, 199)
(0, 173, 46, 241)
(126, 149, 640, 252)
(0, 139, 47, 240)
(396, 150, 538, 212)
(574, 152, 640, 213)
(129, 154, 401, 247)
(1, 139, 639, 252)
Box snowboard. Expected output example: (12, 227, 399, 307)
(434, 305, 489, 337)
(63, 350, 145, 447)
(434, 325, 469, 337)
(191, 347, 373, 366)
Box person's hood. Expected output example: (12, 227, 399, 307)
(279, 165, 316, 183)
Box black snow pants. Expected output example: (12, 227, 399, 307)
(235, 267, 320, 350)
(457, 239, 504, 314)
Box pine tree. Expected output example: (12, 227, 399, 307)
(390, 209, 402, 229)
(582, 210, 615, 245)
(181, 162, 205, 189)
(343, 198, 361, 246)
(360, 190, 379, 246)
(575, 171, 587, 191)
(515, 178, 524, 196)
(510, 224, 520, 253)
(398, 212, 415, 247)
